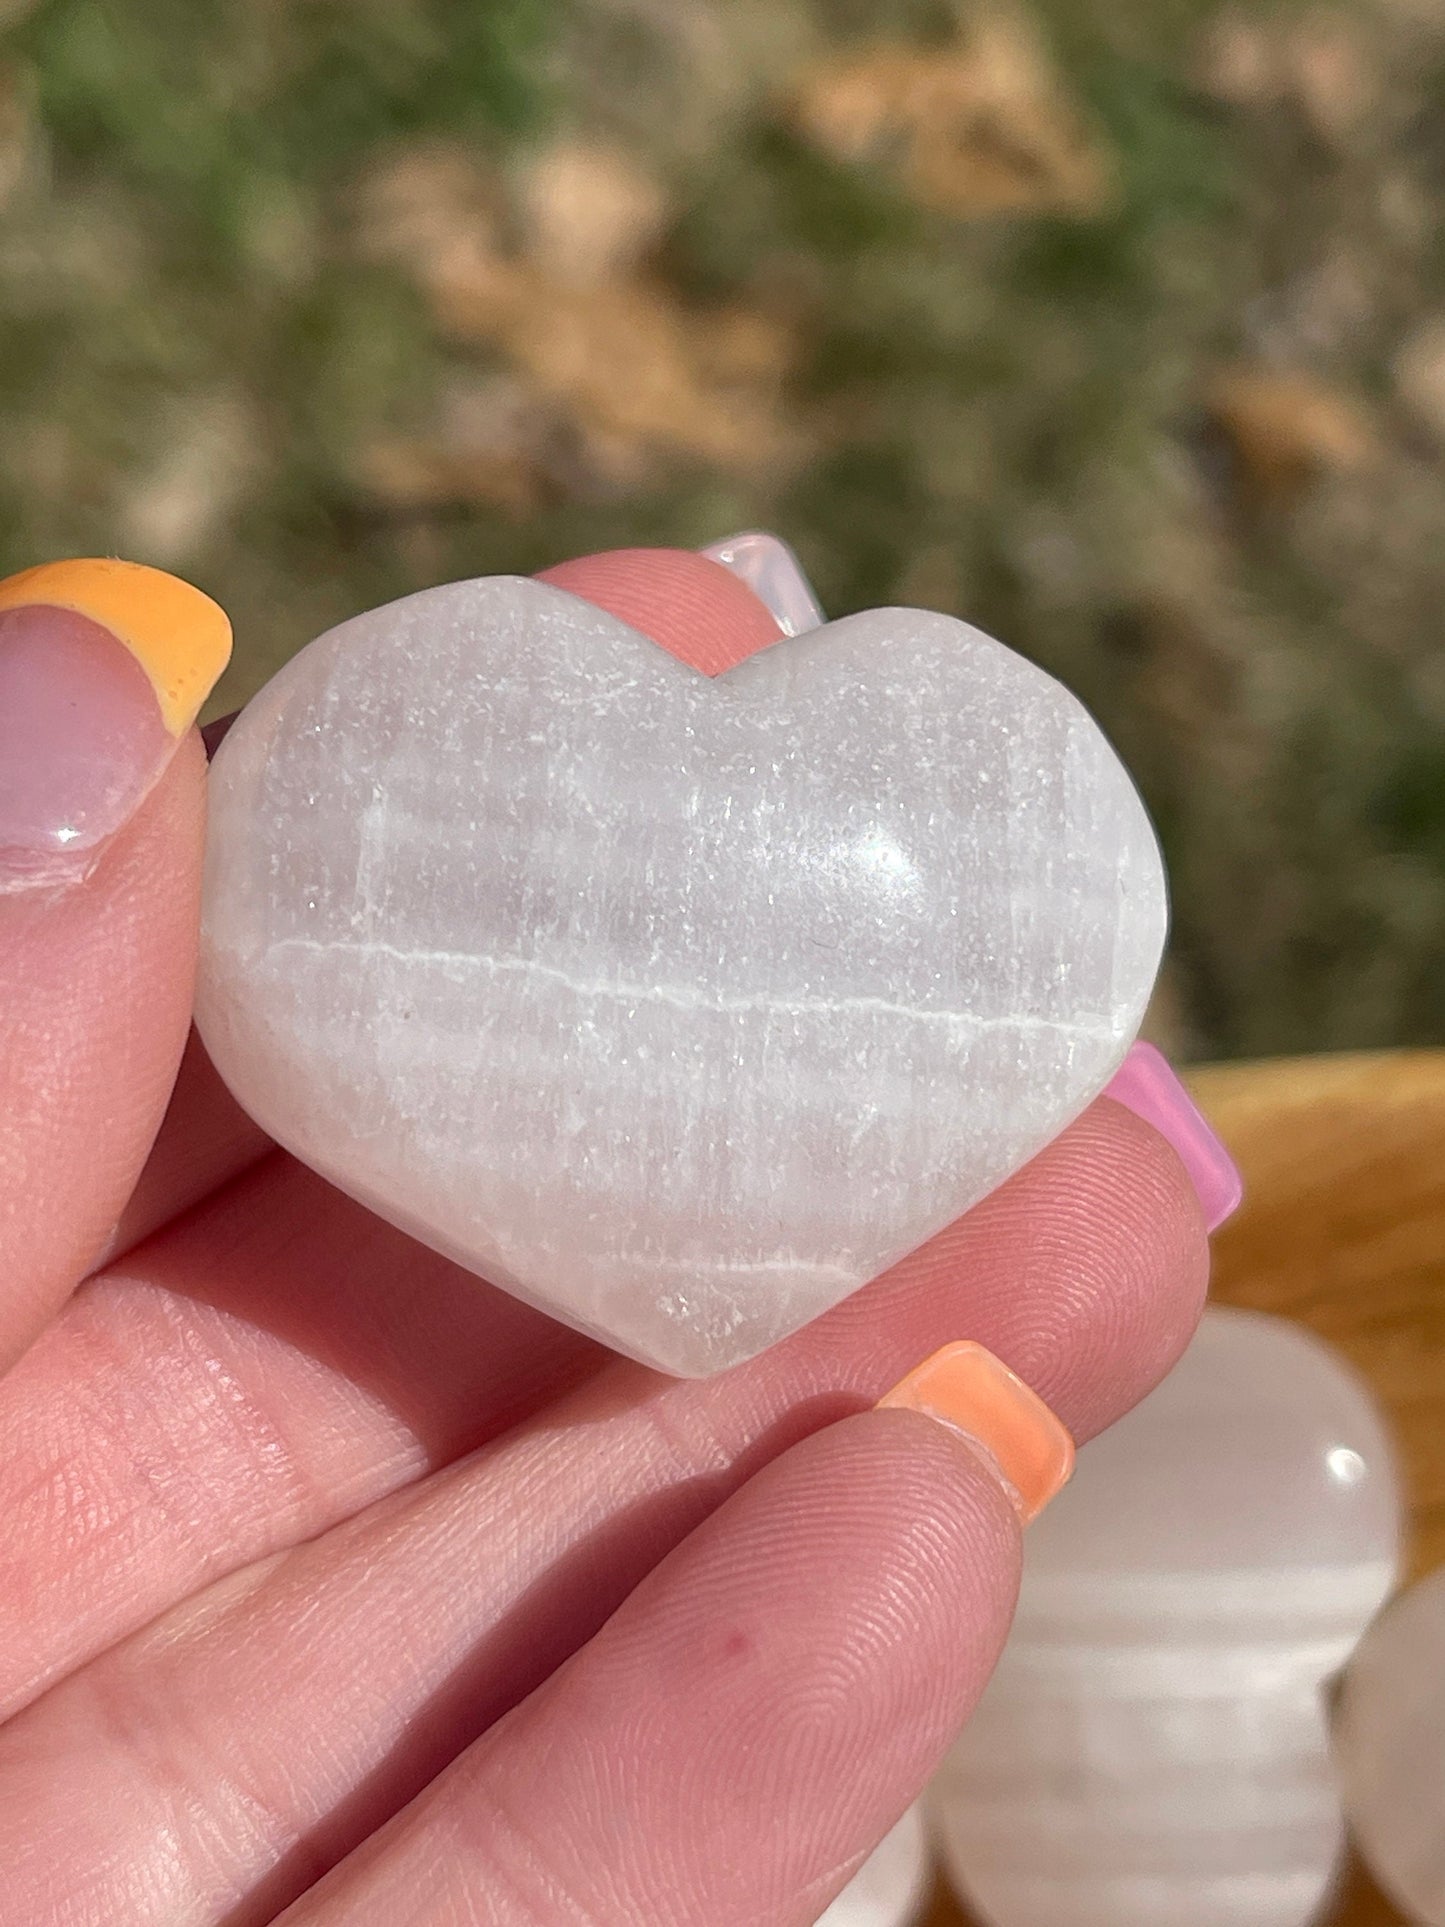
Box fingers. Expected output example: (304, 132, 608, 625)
(536, 547, 786, 671)
(281, 1414, 1021, 1927)
(0, 560, 231, 1367)
(0, 1104, 1204, 1925)
(0, 1157, 602, 1717)
(98, 1029, 274, 1266)
(0, 547, 766, 1706)
(0, 543, 1210, 1927)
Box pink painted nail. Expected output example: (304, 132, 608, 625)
(1104, 1041, 1244, 1231)
(0, 559, 231, 891)
(701, 531, 825, 636)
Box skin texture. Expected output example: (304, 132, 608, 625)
(0, 728, 206, 1364)
(0, 551, 1210, 1926)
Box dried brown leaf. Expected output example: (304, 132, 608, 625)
(788, 19, 1116, 219)
(359, 140, 803, 489)
(1209, 367, 1382, 504)
(357, 439, 545, 519)
(456, 272, 799, 475)
(356, 378, 551, 520)
(357, 145, 510, 294)
(1197, 8, 1378, 140)
(520, 140, 669, 286)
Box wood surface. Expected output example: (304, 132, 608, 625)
(925, 1050, 1445, 1927)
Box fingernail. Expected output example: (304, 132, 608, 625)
(0, 559, 232, 890)
(700, 531, 825, 636)
(1104, 1041, 1244, 1232)
(877, 1342, 1075, 1524)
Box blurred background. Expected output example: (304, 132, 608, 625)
(1, 0, 1442, 1064)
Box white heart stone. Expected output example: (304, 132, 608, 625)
(1335, 1566, 1445, 1925)
(196, 575, 1165, 1375)
(930, 1309, 1403, 1927)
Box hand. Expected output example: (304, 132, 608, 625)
(0, 550, 1208, 1925)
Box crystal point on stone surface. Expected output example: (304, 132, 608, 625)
(816, 1807, 932, 1927)
(931, 1308, 1402, 1927)
(197, 574, 1165, 1374)
(1335, 1565, 1445, 1925)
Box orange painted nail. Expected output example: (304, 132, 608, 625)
(0, 559, 231, 889)
(877, 1342, 1075, 1524)
(0, 558, 231, 737)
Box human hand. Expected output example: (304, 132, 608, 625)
(0, 549, 1209, 1925)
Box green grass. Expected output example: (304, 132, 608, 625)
(4, 0, 1443, 1061)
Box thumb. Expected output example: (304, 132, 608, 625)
(0, 559, 230, 1368)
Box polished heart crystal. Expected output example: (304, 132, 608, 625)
(197, 575, 1165, 1374)
(1335, 1565, 1445, 1925)
(930, 1309, 1403, 1927)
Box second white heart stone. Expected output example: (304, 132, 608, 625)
(197, 577, 1166, 1375)
(929, 1309, 1403, 1927)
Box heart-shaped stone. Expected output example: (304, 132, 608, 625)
(196, 577, 1166, 1376)
(931, 1309, 1402, 1927)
